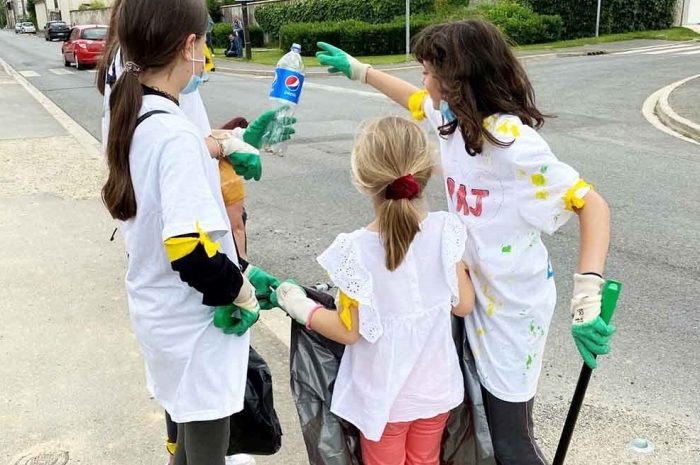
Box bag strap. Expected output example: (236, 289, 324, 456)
(136, 110, 169, 128)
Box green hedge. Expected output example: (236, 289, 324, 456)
(256, 0, 434, 37)
(474, 2, 563, 44)
(525, 0, 676, 39)
(280, 19, 433, 56)
(212, 22, 264, 48)
(278, 2, 562, 55)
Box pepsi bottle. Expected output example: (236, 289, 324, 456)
(265, 43, 305, 156)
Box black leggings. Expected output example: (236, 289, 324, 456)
(481, 386, 549, 465)
(172, 415, 230, 465)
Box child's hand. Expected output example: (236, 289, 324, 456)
(214, 277, 261, 336)
(243, 107, 297, 149)
(227, 152, 261, 181)
(245, 265, 281, 310)
(316, 42, 371, 83)
(570, 273, 616, 369)
(271, 281, 320, 325)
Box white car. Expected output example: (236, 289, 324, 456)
(18, 22, 36, 34)
(14, 22, 22, 33)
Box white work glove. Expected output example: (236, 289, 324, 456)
(233, 276, 260, 313)
(273, 281, 320, 325)
(570, 273, 604, 324)
(570, 273, 616, 369)
(219, 132, 259, 158)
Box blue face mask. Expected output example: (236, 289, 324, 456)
(439, 99, 457, 123)
(182, 44, 206, 94)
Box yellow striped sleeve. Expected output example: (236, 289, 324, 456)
(164, 222, 220, 262)
(408, 89, 429, 122)
(563, 179, 593, 211)
(337, 290, 358, 331)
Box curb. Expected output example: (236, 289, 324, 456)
(654, 74, 700, 143)
(213, 52, 562, 78)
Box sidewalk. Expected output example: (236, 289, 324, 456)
(655, 73, 700, 143)
(0, 60, 305, 465)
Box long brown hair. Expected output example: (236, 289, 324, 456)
(352, 117, 434, 271)
(102, 0, 207, 220)
(413, 19, 545, 156)
(95, 0, 122, 96)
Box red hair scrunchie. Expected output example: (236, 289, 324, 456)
(385, 174, 421, 201)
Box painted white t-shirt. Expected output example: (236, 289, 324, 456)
(423, 98, 589, 402)
(101, 49, 212, 153)
(120, 94, 247, 423)
(318, 211, 467, 441)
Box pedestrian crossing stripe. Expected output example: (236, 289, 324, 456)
(614, 42, 700, 56)
(19, 70, 39, 77)
(646, 45, 700, 55)
(49, 68, 73, 75)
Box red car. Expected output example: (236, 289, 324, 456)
(62, 25, 108, 70)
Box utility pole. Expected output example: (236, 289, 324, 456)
(595, 0, 602, 37)
(405, 0, 410, 61)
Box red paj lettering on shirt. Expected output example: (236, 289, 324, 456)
(446, 177, 490, 217)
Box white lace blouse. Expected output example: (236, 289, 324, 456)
(317, 211, 467, 441)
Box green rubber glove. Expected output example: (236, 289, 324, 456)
(316, 42, 372, 83)
(243, 107, 297, 149)
(227, 152, 262, 181)
(213, 304, 260, 336)
(245, 265, 281, 310)
(570, 274, 616, 369)
(571, 317, 616, 369)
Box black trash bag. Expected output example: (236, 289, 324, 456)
(228, 346, 283, 456)
(290, 287, 495, 465)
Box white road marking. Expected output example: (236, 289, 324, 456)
(613, 42, 698, 55)
(49, 68, 73, 75)
(646, 45, 700, 55)
(19, 70, 40, 77)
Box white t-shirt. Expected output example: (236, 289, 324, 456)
(120, 94, 248, 423)
(101, 49, 212, 153)
(318, 211, 467, 441)
(423, 99, 588, 403)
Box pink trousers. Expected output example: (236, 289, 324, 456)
(360, 412, 450, 465)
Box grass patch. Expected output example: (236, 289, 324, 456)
(214, 27, 699, 66)
(515, 27, 699, 51)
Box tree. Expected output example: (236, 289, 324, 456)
(207, 0, 222, 22)
(27, 0, 37, 25)
(0, 5, 7, 28)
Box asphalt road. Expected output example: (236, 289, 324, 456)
(1, 29, 699, 464)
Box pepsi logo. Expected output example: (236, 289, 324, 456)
(285, 75, 301, 92)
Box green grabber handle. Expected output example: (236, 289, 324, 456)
(553, 279, 623, 465)
(600, 280, 622, 325)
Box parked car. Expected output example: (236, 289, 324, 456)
(45, 21, 70, 41)
(19, 22, 36, 34)
(61, 25, 108, 70)
(15, 21, 35, 34)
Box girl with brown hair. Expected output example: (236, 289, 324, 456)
(274, 116, 475, 465)
(316, 19, 614, 465)
(102, 0, 265, 463)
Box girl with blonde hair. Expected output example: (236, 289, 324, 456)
(274, 116, 475, 465)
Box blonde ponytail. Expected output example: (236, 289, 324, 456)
(351, 117, 434, 271)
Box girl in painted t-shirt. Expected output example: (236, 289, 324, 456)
(315, 19, 615, 465)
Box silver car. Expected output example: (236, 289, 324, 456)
(19, 22, 36, 34)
